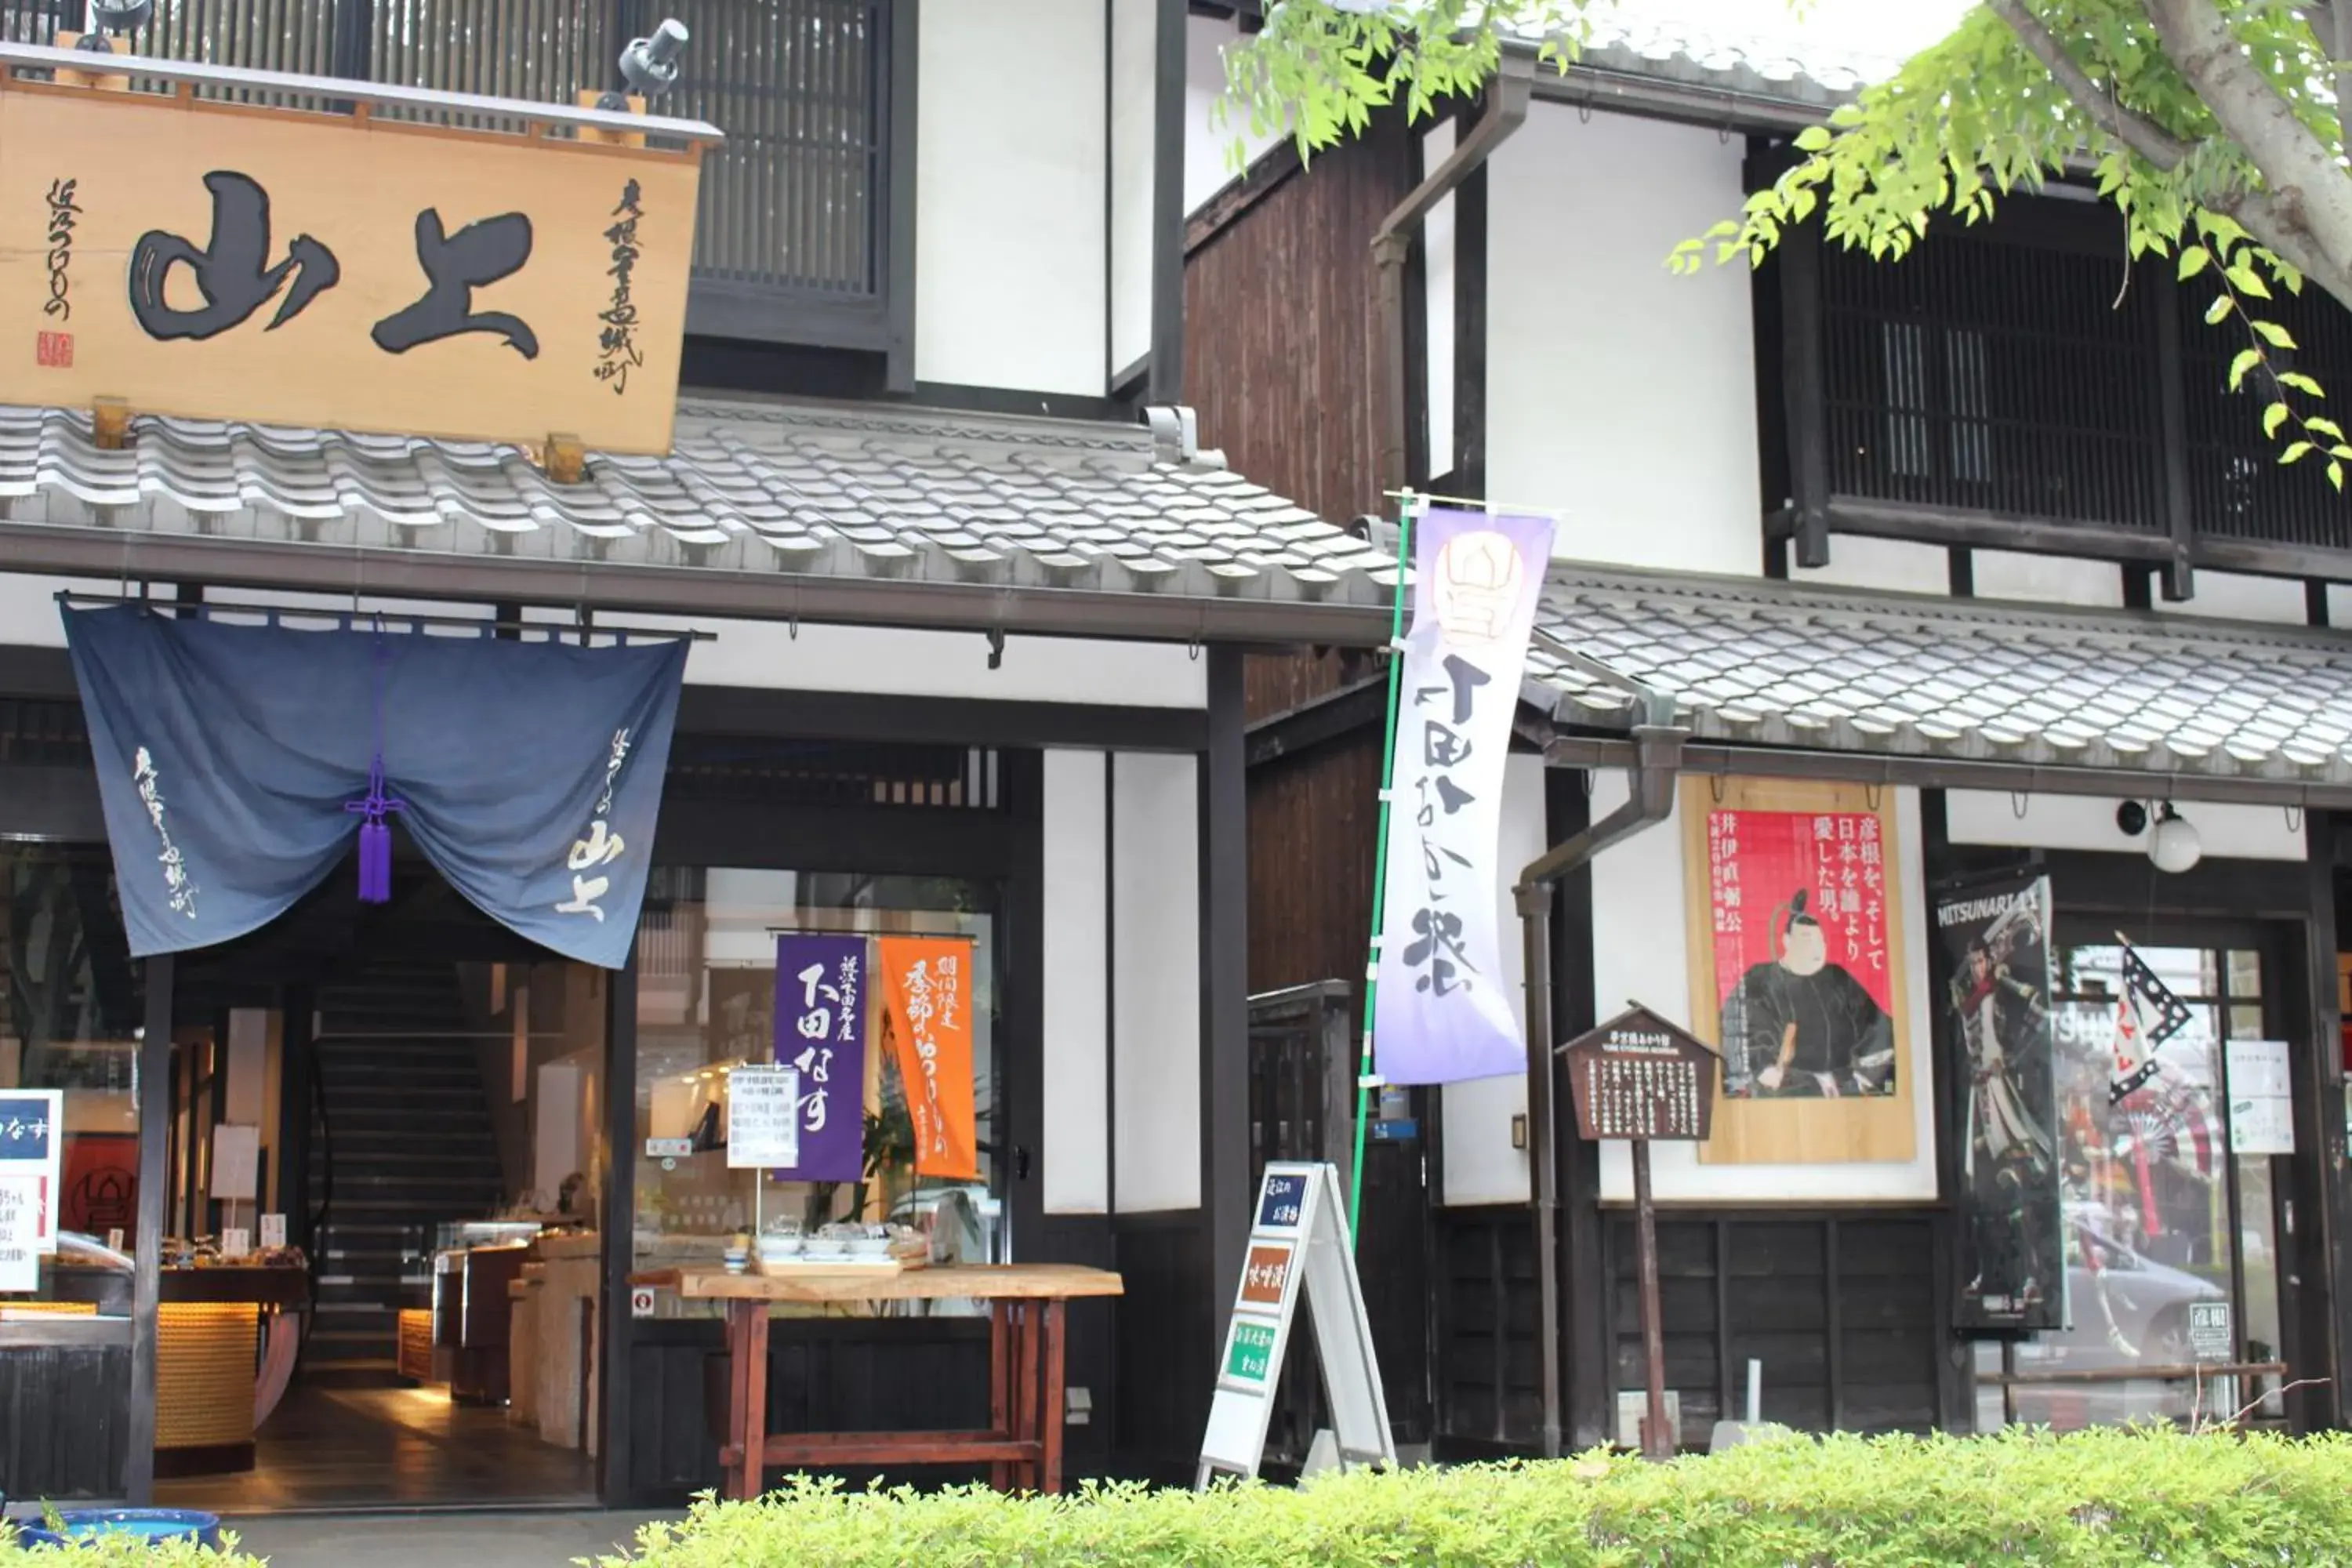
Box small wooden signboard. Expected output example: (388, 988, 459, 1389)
(1558, 1004, 1720, 1462)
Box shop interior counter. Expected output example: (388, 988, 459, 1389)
(155, 1265, 310, 1479)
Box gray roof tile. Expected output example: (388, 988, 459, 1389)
(0, 396, 1401, 619)
(1531, 564, 2352, 786)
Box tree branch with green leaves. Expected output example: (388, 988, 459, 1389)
(1225, 0, 2352, 487)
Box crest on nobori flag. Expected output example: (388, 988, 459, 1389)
(1370, 507, 1556, 1086)
(2109, 939, 2193, 1103)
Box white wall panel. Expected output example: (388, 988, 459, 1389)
(1109, 0, 1157, 377)
(916, 0, 1105, 394)
(1112, 750, 1201, 1211)
(1589, 776, 1939, 1203)
(1421, 118, 1458, 484)
(1043, 750, 1111, 1214)
(1486, 106, 1759, 575)
(1947, 790, 2308, 861)
(1972, 552, 2124, 607)
(1440, 755, 1544, 1206)
(1183, 14, 1281, 215)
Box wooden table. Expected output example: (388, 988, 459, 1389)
(679, 1263, 1123, 1500)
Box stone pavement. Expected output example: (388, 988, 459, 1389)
(216, 1510, 686, 1567)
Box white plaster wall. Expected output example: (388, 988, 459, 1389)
(2158, 570, 2307, 626)
(11, 576, 1210, 708)
(1112, 750, 1202, 1211)
(1422, 118, 1458, 483)
(1588, 772, 1939, 1203)
(1973, 551, 2125, 607)
(1947, 790, 2309, 861)
(1798, 543, 2131, 608)
(1043, 750, 1111, 1214)
(1183, 13, 1283, 214)
(1793, 537, 1945, 597)
(1109, 0, 1157, 378)
(916, 0, 1105, 395)
(1486, 105, 1761, 574)
(1440, 754, 1545, 1206)
(528, 608, 1210, 708)
(0, 574, 497, 644)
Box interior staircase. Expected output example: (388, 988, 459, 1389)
(303, 957, 507, 1379)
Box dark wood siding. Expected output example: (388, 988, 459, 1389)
(1184, 118, 1412, 724)
(1601, 1212, 1941, 1446)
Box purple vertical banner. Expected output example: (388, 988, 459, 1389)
(772, 934, 868, 1183)
(1372, 507, 1555, 1085)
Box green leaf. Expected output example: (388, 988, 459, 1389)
(2282, 441, 2314, 465)
(2230, 348, 2263, 391)
(2252, 319, 2298, 350)
(2227, 263, 2272, 299)
(2177, 245, 2212, 281)
(2281, 372, 2328, 397)
(2206, 295, 2237, 325)
(2265, 403, 2292, 438)
(2331, 460, 2345, 492)
(1793, 125, 1833, 152)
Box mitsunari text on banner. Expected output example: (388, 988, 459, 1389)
(1371, 509, 1555, 1086)
(772, 934, 868, 1184)
(879, 935, 978, 1180)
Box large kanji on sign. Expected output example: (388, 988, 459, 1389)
(0, 74, 706, 453)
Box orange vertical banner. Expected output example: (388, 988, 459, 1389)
(878, 935, 978, 1180)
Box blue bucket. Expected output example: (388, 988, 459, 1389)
(49, 1511, 222, 1550)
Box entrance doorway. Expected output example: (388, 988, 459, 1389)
(1973, 930, 2294, 1431)
(147, 855, 608, 1512)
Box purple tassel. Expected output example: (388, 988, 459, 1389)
(343, 748, 405, 906)
(358, 819, 393, 903)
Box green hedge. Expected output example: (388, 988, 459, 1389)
(0, 1537, 234, 1568)
(598, 1427, 2352, 1567)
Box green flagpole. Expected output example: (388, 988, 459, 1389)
(1348, 490, 1417, 1247)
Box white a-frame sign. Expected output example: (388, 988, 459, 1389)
(1197, 1161, 1396, 1486)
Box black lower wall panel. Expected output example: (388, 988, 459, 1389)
(1110, 1219, 1213, 1485)
(0, 1345, 129, 1499)
(624, 1317, 991, 1502)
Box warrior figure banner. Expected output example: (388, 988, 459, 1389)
(1937, 869, 2063, 1332)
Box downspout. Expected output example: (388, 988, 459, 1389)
(1515, 671, 1688, 1459)
(1373, 52, 1534, 495)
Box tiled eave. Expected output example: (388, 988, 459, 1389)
(1526, 565, 2352, 792)
(0, 397, 1403, 646)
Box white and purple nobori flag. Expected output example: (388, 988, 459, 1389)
(1372, 508, 1555, 1086)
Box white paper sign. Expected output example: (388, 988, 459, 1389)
(260, 1213, 287, 1251)
(0, 1087, 61, 1252)
(2227, 1040, 2296, 1156)
(220, 1227, 252, 1260)
(0, 1175, 42, 1292)
(210, 1123, 260, 1202)
(726, 1065, 801, 1170)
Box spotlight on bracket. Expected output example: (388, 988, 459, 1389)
(598, 17, 688, 111)
(80, 0, 153, 48)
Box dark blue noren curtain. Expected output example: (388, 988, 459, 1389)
(63, 606, 687, 969)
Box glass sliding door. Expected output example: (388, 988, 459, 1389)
(630, 867, 1004, 1317)
(1973, 935, 2290, 1430)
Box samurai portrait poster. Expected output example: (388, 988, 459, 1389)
(1682, 776, 1918, 1166)
(1935, 868, 2062, 1332)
